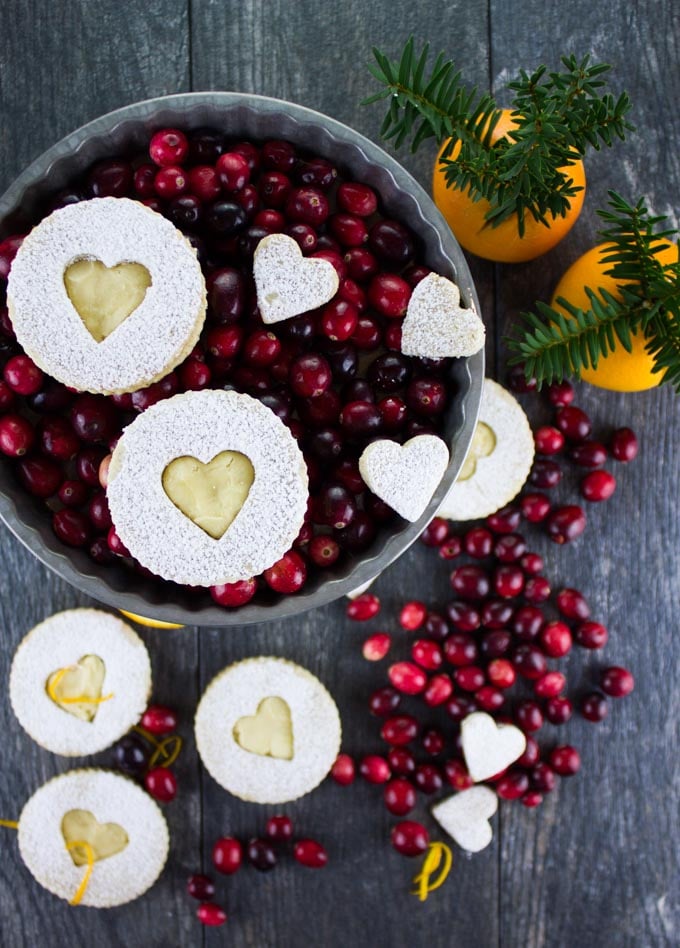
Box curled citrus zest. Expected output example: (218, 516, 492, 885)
(132, 725, 160, 748)
(66, 840, 95, 906)
(47, 666, 114, 705)
(0, 819, 19, 829)
(148, 735, 182, 769)
(411, 842, 453, 902)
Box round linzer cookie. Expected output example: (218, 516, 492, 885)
(438, 378, 534, 520)
(195, 657, 342, 804)
(6, 197, 206, 394)
(17, 769, 168, 908)
(9, 609, 151, 757)
(107, 390, 308, 587)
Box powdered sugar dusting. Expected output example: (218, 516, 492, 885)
(106, 390, 309, 586)
(7, 197, 206, 394)
(18, 769, 168, 907)
(195, 657, 341, 804)
(253, 233, 339, 324)
(359, 435, 450, 522)
(401, 273, 485, 359)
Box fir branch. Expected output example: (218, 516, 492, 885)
(364, 40, 633, 231)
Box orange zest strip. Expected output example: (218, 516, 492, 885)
(0, 819, 19, 829)
(411, 842, 453, 902)
(132, 725, 161, 748)
(47, 667, 114, 706)
(66, 840, 95, 906)
(148, 735, 183, 769)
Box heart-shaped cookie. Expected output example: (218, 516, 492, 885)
(61, 809, 129, 866)
(401, 273, 485, 359)
(162, 450, 255, 540)
(64, 259, 152, 343)
(359, 435, 450, 522)
(461, 711, 527, 782)
(431, 786, 498, 853)
(46, 654, 108, 723)
(233, 696, 293, 760)
(253, 233, 339, 324)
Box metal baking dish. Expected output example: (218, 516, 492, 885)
(0, 92, 484, 626)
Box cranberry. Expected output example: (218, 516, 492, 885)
(520, 552, 544, 575)
(88, 492, 112, 531)
(154, 165, 188, 198)
(4, 354, 43, 395)
(420, 517, 450, 547)
(263, 551, 306, 594)
(18, 456, 61, 498)
(610, 427, 638, 462)
(88, 160, 133, 197)
(475, 686, 505, 712)
(331, 754, 355, 785)
(545, 696, 573, 724)
(581, 692, 608, 722)
(446, 695, 477, 722)
(423, 673, 453, 706)
(444, 633, 478, 667)
(534, 671, 566, 698)
(145, 766, 177, 802)
(407, 379, 447, 416)
(411, 639, 443, 671)
(493, 533, 527, 563)
(388, 663, 427, 695)
(344, 247, 378, 281)
(481, 628, 511, 658)
(247, 838, 277, 871)
(422, 728, 445, 755)
(487, 659, 516, 689)
(107, 526, 130, 557)
(188, 164, 221, 201)
(524, 575, 551, 604)
(439, 538, 463, 560)
(149, 128, 188, 166)
(286, 188, 330, 227)
(307, 534, 340, 568)
(196, 903, 227, 927)
(314, 484, 356, 529)
(581, 469, 617, 502)
(464, 526, 493, 558)
(330, 213, 368, 247)
(496, 770, 530, 800)
(262, 139, 296, 171)
(455, 666, 485, 692)
(520, 492, 552, 523)
(377, 394, 407, 428)
(52, 509, 91, 547)
(369, 220, 415, 266)
(446, 600, 481, 632)
(338, 182, 378, 217)
(531, 762, 557, 793)
(208, 267, 245, 322)
(540, 621, 572, 657)
(414, 763, 443, 794)
(296, 157, 337, 189)
(513, 644, 547, 680)
(187, 874, 215, 900)
(384, 323, 403, 350)
(58, 480, 88, 507)
(112, 734, 149, 775)
(521, 791, 543, 808)
(486, 505, 522, 534)
(340, 400, 382, 438)
(141, 705, 177, 735)
(210, 579, 257, 607)
(399, 600, 427, 631)
(601, 666, 634, 697)
(507, 365, 537, 393)
(369, 686, 400, 715)
(368, 353, 411, 392)
(215, 152, 250, 192)
(555, 405, 592, 441)
(387, 747, 416, 776)
(512, 605, 544, 641)
(546, 379, 574, 405)
(0, 235, 24, 279)
(312, 248, 346, 278)
(0, 415, 34, 456)
(346, 593, 380, 621)
(70, 395, 118, 443)
(0, 380, 15, 411)
(359, 754, 391, 783)
(575, 621, 608, 649)
(384, 778, 416, 816)
(265, 815, 294, 842)
(534, 425, 565, 455)
(258, 171, 292, 207)
(481, 599, 514, 629)
(423, 612, 449, 640)
(556, 588, 590, 620)
(550, 745, 581, 776)
(368, 274, 411, 318)
(570, 440, 608, 468)
(494, 565, 525, 599)
(546, 505, 586, 544)
(293, 839, 328, 869)
(321, 300, 358, 341)
(516, 735, 540, 768)
(515, 700, 544, 732)
(450, 565, 490, 600)
(444, 759, 474, 790)
(529, 458, 563, 489)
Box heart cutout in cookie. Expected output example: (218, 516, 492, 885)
(458, 422, 496, 480)
(233, 696, 294, 760)
(162, 450, 255, 540)
(461, 711, 527, 783)
(253, 233, 339, 325)
(46, 655, 108, 723)
(431, 786, 498, 853)
(62, 809, 129, 866)
(64, 259, 152, 343)
(401, 273, 485, 359)
(359, 435, 450, 522)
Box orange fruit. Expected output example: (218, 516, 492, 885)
(551, 241, 677, 391)
(432, 109, 586, 263)
(119, 609, 184, 629)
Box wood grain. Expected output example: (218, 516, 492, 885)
(0, 0, 678, 946)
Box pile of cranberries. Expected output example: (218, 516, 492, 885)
(335, 377, 637, 859)
(0, 126, 458, 609)
(111, 703, 180, 803)
(188, 815, 328, 927)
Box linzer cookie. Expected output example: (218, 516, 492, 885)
(400, 273, 485, 359)
(195, 657, 341, 804)
(6, 197, 206, 394)
(253, 233, 339, 324)
(17, 769, 168, 907)
(359, 434, 450, 521)
(106, 389, 308, 587)
(9, 609, 151, 756)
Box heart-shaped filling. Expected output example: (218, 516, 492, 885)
(61, 809, 129, 866)
(45, 655, 108, 723)
(461, 711, 526, 782)
(233, 696, 294, 760)
(64, 258, 152, 342)
(162, 451, 255, 540)
(359, 434, 450, 522)
(431, 786, 498, 853)
(458, 422, 496, 480)
(253, 233, 339, 325)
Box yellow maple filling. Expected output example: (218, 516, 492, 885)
(64, 258, 152, 342)
(233, 696, 294, 760)
(162, 451, 255, 540)
(458, 422, 496, 480)
(62, 810, 128, 866)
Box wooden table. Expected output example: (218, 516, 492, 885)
(0, 2, 677, 946)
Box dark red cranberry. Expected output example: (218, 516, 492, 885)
(550, 745, 581, 776)
(247, 838, 277, 872)
(145, 766, 177, 802)
(515, 700, 544, 732)
(141, 705, 177, 735)
(0, 235, 24, 279)
(112, 733, 149, 775)
(76, 447, 107, 486)
(534, 425, 565, 455)
(4, 354, 43, 395)
(70, 395, 118, 443)
(351, 316, 382, 350)
(531, 762, 557, 793)
(486, 505, 521, 534)
(188, 164, 221, 201)
(570, 440, 608, 468)
(63, 479, 92, 505)
(540, 621, 572, 657)
(556, 405, 592, 441)
(601, 666, 634, 697)
(0, 380, 14, 412)
(524, 575, 551, 604)
(297, 390, 341, 427)
(337, 511, 375, 551)
(480, 629, 512, 658)
(520, 492, 552, 523)
(407, 379, 447, 416)
(581, 692, 608, 722)
(18, 456, 61, 498)
(450, 565, 490, 601)
(575, 621, 608, 649)
(340, 401, 382, 439)
(262, 139, 296, 171)
(414, 764, 443, 794)
(446, 600, 481, 632)
(387, 748, 416, 777)
(324, 342, 358, 380)
(384, 778, 416, 816)
(529, 458, 563, 489)
(293, 839, 328, 869)
(39, 417, 79, 461)
(546, 505, 586, 544)
(263, 551, 306, 594)
(475, 685, 505, 712)
(480, 599, 514, 629)
(87, 492, 112, 531)
(556, 588, 590, 620)
(107, 526, 130, 557)
(368, 274, 411, 318)
(420, 518, 450, 549)
(344, 247, 378, 281)
(512, 605, 544, 642)
(454, 665, 485, 692)
(208, 267, 245, 323)
(369, 220, 415, 266)
(422, 728, 445, 756)
(544, 695, 573, 724)
(439, 537, 463, 560)
(443, 759, 474, 790)
(496, 769, 530, 800)
(516, 735, 540, 768)
(205, 200, 247, 235)
(359, 755, 391, 783)
(369, 687, 401, 717)
(520, 552, 544, 575)
(314, 484, 356, 529)
(494, 565, 525, 598)
(154, 165, 189, 198)
(307, 534, 340, 567)
(338, 277, 366, 311)
(258, 170, 292, 208)
(187, 874, 215, 901)
(286, 187, 330, 226)
(446, 695, 477, 722)
(330, 213, 368, 247)
(296, 157, 337, 189)
(463, 526, 493, 558)
(216, 152, 250, 191)
(506, 365, 537, 393)
(610, 427, 638, 462)
(581, 470, 616, 502)
(423, 612, 450, 640)
(493, 533, 527, 562)
(88, 159, 133, 197)
(513, 644, 547, 680)
(444, 633, 478, 666)
(52, 509, 91, 547)
(321, 300, 358, 342)
(368, 352, 410, 392)
(546, 379, 574, 405)
(384, 322, 402, 350)
(265, 815, 294, 842)
(521, 792, 543, 808)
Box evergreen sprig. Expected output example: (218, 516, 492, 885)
(364, 39, 633, 233)
(507, 192, 680, 392)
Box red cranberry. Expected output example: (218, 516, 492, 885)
(18, 456, 61, 498)
(293, 839, 328, 869)
(513, 644, 548, 680)
(570, 440, 608, 468)
(414, 763, 443, 794)
(521, 791, 543, 808)
(546, 505, 586, 544)
(494, 565, 525, 599)
(179, 358, 211, 390)
(575, 621, 608, 649)
(359, 754, 391, 783)
(247, 838, 277, 871)
(545, 696, 573, 724)
(450, 565, 490, 600)
(407, 379, 447, 416)
(420, 517, 450, 547)
(154, 165, 188, 198)
(388, 663, 427, 695)
(344, 247, 378, 281)
(188, 165, 221, 201)
(480, 599, 514, 629)
(296, 157, 337, 189)
(496, 770, 530, 800)
(0, 235, 24, 279)
(581, 470, 616, 502)
(550, 745, 581, 776)
(444, 633, 478, 667)
(555, 405, 592, 441)
(331, 754, 356, 785)
(411, 639, 443, 671)
(487, 659, 516, 689)
(444, 759, 474, 790)
(493, 533, 527, 563)
(4, 354, 43, 395)
(581, 692, 608, 722)
(486, 505, 522, 534)
(149, 128, 188, 166)
(555, 587, 590, 619)
(423, 673, 453, 706)
(446, 600, 481, 632)
(265, 815, 293, 842)
(187, 874, 215, 900)
(88, 160, 133, 197)
(243, 330, 281, 367)
(263, 551, 306, 594)
(340, 401, 382, 438)
(330, 213, 368, 247)
(196, 903, 227, 927)
(520, 552, 544, 574)
(391, 821, 429, 858)
(70, 395, 118, 443)
(529, 458, 563, 489)
(399, 600, 427, 631)
(439, 537, 463, 560)
(507, 365, 537, 393)
(531, 762, 557, 793)
(307, 534, 340, 568)
(515, 700, 544, 732)
(534, 425, 565, 455)
(524, 575, 551, 604)
(107, 526, 130, 557)
(52, 509, 91, 547)
(369, 220, 415, 267)
(346, 593, 380, 621)
(259, 171, 292, 207)
(215, 152, 250, 192)
(520, 492, 552, 523)
(540, 621, 572, 657)
(387, 748, 416, 776)
(141, 705, 177, 735)
(454, 666, 485, 692)
(321, 300, 358, 342)
(145, 766, 177, 802)
(58, 480, 88, 507)
(601, 666, 634, 697)
(517, 735, 540, 768)
(475, 686, 505, 712)
(610, 427, 638, 462)
(534, 671, 566, 698)
(546, 379, 574, 406)
(88, 492, 112, 531)
(512, 605, 544, 642)
(287, 188, 330, 227)
(210, 579, 257, 607)
(422, 728, 445, 756)
(464, 526, 493, 558)
(446, 695, 477, 722)
(0, 415, 34, 456)
(384, 778, 417, 816)
(368, 274, 411, 318)
(337, 182, 378, 217)
(369, 685, 400, 715)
